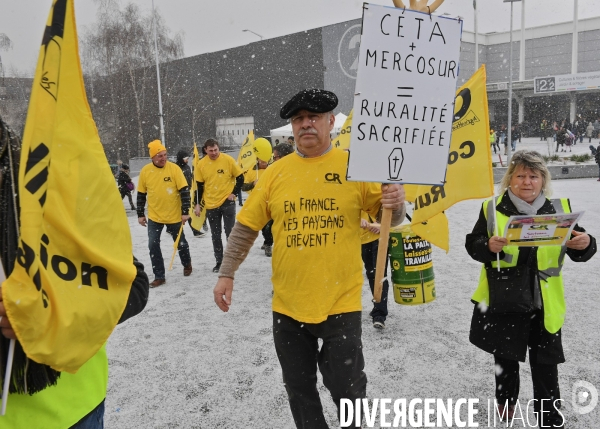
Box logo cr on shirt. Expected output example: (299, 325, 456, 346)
(163, 177, 172, 182)
(217, 169, 225, 174)
(324, 172, 342, 184)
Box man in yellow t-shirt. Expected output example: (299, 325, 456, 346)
(193, 139, 244, 272)
(213, 89, 406, 428)
(137, 140, 192, 287)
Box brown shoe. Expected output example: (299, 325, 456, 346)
(150, 279, 165, 288)
(183, 265, 193, 276)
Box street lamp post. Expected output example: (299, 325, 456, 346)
(242, 29, 263, 41)
(152, 0, 166, 146)
(504, 0, 521, 165)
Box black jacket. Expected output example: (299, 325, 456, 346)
(465, 192, 597, 363)
(117, 170, 133, 192)
(176, 150, 193, 187)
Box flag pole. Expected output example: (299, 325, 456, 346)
(374, 208, 392, 302)
(168, 224, 184, 270)
(1, 339, 16, 415)
(152, 0, 166, 145)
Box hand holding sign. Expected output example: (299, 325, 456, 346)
(392, 0, 446, 13)
(374, 184, 406, 303)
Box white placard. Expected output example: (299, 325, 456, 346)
(347, 4, 463, 185)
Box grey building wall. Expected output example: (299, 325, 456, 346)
(321, 18, 361, 115)
(579, 29, 600, 73)
(165, 28, 325, 148)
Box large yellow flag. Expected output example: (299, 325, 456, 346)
(237, 130, 257, 172)
(332, 110, 353, 150)
(2, 0, 135, 373)
(405, 65, 494, 250)
(190, 143, 207, 230)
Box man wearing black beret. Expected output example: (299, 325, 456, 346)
(213, 89, 406, 428)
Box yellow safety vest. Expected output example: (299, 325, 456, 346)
(471, 195, 571, 334)
(5, 346, 108, 429)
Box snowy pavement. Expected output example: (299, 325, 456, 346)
(107, 175, 600, 428)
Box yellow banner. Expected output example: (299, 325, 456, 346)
(2, 0, 135, 373)
(332, 109, 353, 151)
(237, 130, 257, 172)
(410, 212, 449, 252)
(406, 65, 493, 250)
(190, 143, 207, 230)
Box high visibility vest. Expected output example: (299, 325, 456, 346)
(471, 195, 571, 334)
(5, 346, 108, 429)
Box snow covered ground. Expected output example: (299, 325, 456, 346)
(106, 149, 600, 428)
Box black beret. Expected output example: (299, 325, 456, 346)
(279, 89, 338, 119)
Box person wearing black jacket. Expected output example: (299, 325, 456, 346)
(117, 164, 136, 210)
(175, 150, 204, 237)
(465, 151, 596, 428)
(595, 144, 600, 181)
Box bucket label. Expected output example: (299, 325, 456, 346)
(402, 236, 433, 272)
(399, 287, 417, 299)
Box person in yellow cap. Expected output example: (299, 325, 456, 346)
(137, 140, 193, 287)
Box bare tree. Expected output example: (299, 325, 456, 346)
(81, 0, 184, 158)
(0, 33, 14, 87)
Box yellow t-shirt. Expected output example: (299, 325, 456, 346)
(137, 161, 188, 224)
(237, 148, 382, 323)
(243, 167, 265, 194)
(194, 153, 244, 209)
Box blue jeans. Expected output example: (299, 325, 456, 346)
(206, 199, 236, 264)
(361, 239, 389, 320)
(147, 219, 191, 280)
(70, 400, 104, 429)
(511, 140, 517, 151)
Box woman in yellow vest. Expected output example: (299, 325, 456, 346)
(465, 151, 596, 428)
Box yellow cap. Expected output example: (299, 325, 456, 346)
(148, 140, 167, 158)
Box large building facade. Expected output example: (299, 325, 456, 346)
(2, 15, 599, 157)
(164, 14, 599, 149)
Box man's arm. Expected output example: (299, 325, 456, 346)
(195, 181, 204, 205)
(214, 222, 259, 312)
(137, 192, 147, 226)
(118, 256, 150, 324)
(179, 186, 191, 221)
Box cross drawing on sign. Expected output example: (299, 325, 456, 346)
(388, 148, 404, 181)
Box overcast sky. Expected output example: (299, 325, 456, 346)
(0, 0, 595, 77)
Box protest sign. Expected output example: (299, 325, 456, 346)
(503, 212, 584, 247)
(347, 4, 462, 185)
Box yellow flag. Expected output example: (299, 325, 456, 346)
(405, 65, 493, 250)
(190, 143, 207, 230)
(332, 109, 353, 150)
(237, 130, 257, 172)
(411, 212, 449, 252)
(2, 0, 135, 373)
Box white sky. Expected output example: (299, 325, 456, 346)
(0, 0, 596, 77)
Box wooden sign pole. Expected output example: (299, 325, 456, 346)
(373, 207, 392, 303)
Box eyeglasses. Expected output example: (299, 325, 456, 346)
(290, 113, 323, 125)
